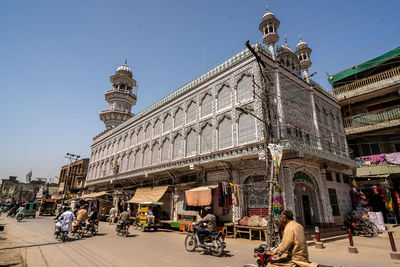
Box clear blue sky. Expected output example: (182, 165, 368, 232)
(1, 0, 399, 182)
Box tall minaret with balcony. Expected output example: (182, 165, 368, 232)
(99, 60, 137, 129)
(295, 36, 312, 83)
(259, 7, 280, 60)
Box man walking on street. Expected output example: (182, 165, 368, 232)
(266, 210, 317, 267)
(109, 206, 117, 225)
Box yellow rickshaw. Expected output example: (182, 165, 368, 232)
(135, 201, 163, 232)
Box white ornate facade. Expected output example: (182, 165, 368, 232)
(86, 9, 355, 227)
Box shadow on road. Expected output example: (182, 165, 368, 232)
(190, 249, 234, 258)
(0, 237, 84, 251)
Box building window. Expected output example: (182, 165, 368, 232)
(130, 132, 137, 147)
(151, 143, 160, 165)
(200, 124, 212, 153)
(343, 174, 350, 184)
(237, 75, 253, 103)
(134, 150, 142, 169)
(137, 128, 144, 144)
(218, 117, 232, 149)
(163, 114, 172, 133)
(328, 188, 340, 216)
(201, 94, 212, 117)
(326, 172, 333, 181)
(186, 129, 196, 157)
(161, 139, 171, 162)
(238, 113, 256, 144)
(173, 134, 183, 159)
(143, 146, 151, 167)
(174, 108, 184, 128)
(153, 120, 161, 137)
(145, 124, 151, 140)
(217, 85, 231, 110)
(336, 173, 342, 183)
(186, 101, 196, 123)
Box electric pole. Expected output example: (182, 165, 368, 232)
(245, 41, 277, 247)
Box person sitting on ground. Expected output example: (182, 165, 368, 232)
(55, 206, 76, 234)
(117, 207, 130, 230)
(196, 207, 216, 247)
(266, 210, 318, 267)
(72, 205, 88, 232)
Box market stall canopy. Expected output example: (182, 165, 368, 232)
(185, 185, 218, 206)
(81, 191, 108, 199)
(128, 186, 169, 204)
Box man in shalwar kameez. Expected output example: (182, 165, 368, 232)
(55, 207, 76, 234)
(266, 210, 318, 267)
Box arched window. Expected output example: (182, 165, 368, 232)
(164, 114, 172, 133)
(173, 134, 183, 159)
(130, 131, 137, 147)
(237, 75, 253, 103)
(134, 150, 142, 169)
(127, 152, 133, 170)
(174, 108, 184, 128)
(217, 85, 231, 110)
(161, 139, 171, 162)
(201, 94, 212, 117)
(121, 154, 127, 172)
(200, 123, 213, 153)
(186, 129, 197, 157)
(145, 124, 151, 140)
(238, 113, 256, 144)
(137, 128, 144, 143)
(186, 101, 196, 123)
(153, 119, 161, 137)
(143, 146, 151, 167)
(218, 117, 232, 149)
(151, 143, 160, 165)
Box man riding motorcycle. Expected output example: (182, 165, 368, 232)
(116, 207, 130, 231)
(55, 206, 75, 235)
(196, 207, 216, 248)
(72, 205, 88, 232)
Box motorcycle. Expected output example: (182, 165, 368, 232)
(184, 224, 226, 257)
(250, 244, 277, 267)
(343, 214, 379, 237)
(85, 220, 99, 236)
(116, 220, 133, 237)
(71, 221, 86, 239)
(16, 213, 24, 222)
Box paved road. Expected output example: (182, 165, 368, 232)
(1, 215, 399, 267)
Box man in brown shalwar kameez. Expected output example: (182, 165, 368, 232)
(266, 210, 318, 267)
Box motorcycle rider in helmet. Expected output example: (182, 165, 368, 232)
(196, 207, 216, 248)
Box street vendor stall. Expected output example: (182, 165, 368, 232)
(81, 191, 112, 220)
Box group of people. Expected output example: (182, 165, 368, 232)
(54, 204, 98, 234)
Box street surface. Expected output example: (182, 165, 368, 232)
(0, 215, 399, 267)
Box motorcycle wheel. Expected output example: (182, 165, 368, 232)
(184, 234, 197, 252)
(123, 229, 129, 237)
(62, 233, 67, 242)
(211, 239, 224, 257)
(364, 222, 379, 237)
(92, 224, 98, 236)
(140, 225, 145, 232)
(79, 229, 85, 238)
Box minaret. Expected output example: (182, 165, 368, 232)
(295, 36, 312, 82)
(99, 60, 137, 129)
(259, 7, 280, 60)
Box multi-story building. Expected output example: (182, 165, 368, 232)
(330, 46, 400, 221)
(58, 158, 89, 198)
(86, 9, 354, 228)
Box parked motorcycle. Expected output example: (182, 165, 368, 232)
(116, 220, 133, 237)
(85, 220, 99, 236)
(343, 214, 379, 237)
(184, 224, 226, 257)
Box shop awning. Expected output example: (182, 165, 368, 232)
(128, 186, 169, 204)
(185, 185, 218, 206)
(81, 191, 108, 199)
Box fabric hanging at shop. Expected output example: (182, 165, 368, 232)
(380, 182, 394, 212)
(350, 188, 359, 209)
(233, 184, 239, 206)
(218, 182, 232, 208)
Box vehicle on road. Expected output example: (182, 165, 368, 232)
(39, 199, 57, 216)
(343, 214, 379, 237)
(85, 220, 99, 236)
(22, 203, 38, 219)
(54, 222, 69, 242)
(16, 213, 24, 222)
(116, 219, 134, 237)
(71, 221, 86, 239)
(135, 201, 163, 232)
(184, 224, 226, 257)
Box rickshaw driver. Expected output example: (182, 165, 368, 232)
(16, 205, 25, 218)
(196, 207, 216, 248)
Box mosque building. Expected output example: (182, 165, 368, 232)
(85, 9, 355, 228)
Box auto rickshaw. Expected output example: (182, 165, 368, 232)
(39, 199, 57, 216)
(135, 201, 163, 232)
(23, 202, 38, 218)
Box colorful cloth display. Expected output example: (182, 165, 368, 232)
(272, 185, 284, 220)
(386, 152, 400, 165)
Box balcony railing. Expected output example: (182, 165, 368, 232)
(274, 124, 352, 159)
(344, 106, 400, 129)
(333, 66, 400, 95)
